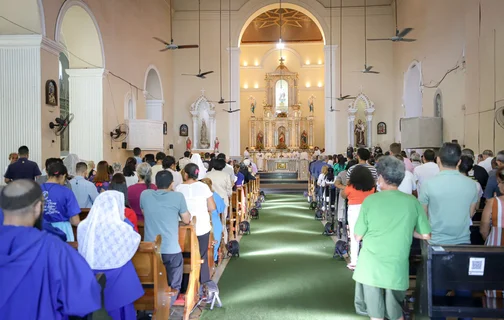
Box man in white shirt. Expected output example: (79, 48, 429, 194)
(299, 150, 309, 160)
(178, 151, 191, 171)
(292, 150, 300, 159)
(162, 156, 183, 189)
(314, 147, 321, 156)
(478, 149, 494, 173)
(256, 151, 265, 171)
(413, 149, 439, 195)
(151, 152, 166, 178)
(70, 162, 99, 208)
(244, 147, 250, 159)
(217, 153, 236, 185)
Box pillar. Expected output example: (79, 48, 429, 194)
(324, 45, 338, 154)
(228, 47, 241, 157)
(348, 114, 356, 147)
(66, 68, 104, 163)
(0, 35, 42, 174)
(366, 114, 373, 149)
(146, 99, 164, 121)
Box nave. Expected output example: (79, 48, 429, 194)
(201, 194, 358, 320)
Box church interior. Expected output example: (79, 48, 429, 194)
(1, 0, 504, 319)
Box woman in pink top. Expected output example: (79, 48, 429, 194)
(128, 162, 157, 221)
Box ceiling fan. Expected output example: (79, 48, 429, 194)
(222, 0, 240, 113)
(182, 0, 214, 79)
(153, 0, 198, 51)
(368, 0, 416, 42)
(361, 0, 380, 74)
(211, 0, 235, 105)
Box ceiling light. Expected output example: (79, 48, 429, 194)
(244, 83, 249, 89)
(254, 60, 259, 66)
(243, 61, 248, 67)
(254, 83, 259, 89)
(318, 59, 322, 65)
(317, 82, 323, 87)
(306, 60, 311, 65)
(306, 82, 311, 88)
(276, 38, 285, 49)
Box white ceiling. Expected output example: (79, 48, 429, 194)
(171, 0, 392, 12)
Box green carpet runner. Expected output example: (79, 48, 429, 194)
(201, 194, 362, 320)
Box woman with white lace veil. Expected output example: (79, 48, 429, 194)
(190, 153, 207, 179)
(63, 154, 81, 178)
(77, 191, 143, 319)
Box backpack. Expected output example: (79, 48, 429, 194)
(314, 209, 323, 220)
(310, 201, 318, 210)
(239, 221, 251, 235)
(255, 200, 262, 209)
(250, 208, 259, 219)
(333, 240, 349, 259)
(227, 240, 240, 258)
(323, 222, 335, 236)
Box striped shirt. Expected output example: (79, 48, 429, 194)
(346, 163, 378, 181)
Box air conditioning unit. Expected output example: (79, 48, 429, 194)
(126, 119, 164, 151)
(400, 117, 443, 149)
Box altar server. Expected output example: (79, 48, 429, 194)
(0, 179, 101, 319)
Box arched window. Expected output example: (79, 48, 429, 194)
(128, 99, 135, 119)
(434, 90, 443, 118)
(124, 93, 136, 120)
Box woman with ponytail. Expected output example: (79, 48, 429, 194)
(176, 163, 216, 285)
(127, 162, 157, 221)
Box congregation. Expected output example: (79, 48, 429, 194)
(309, 142, 504, 320)
(0, 146, 260, 319)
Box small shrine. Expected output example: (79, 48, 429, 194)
(189, 89, 217, 152)
(347, 92, 375, 148)
(248, 60, 315, 153)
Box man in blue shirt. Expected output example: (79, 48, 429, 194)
(140, 170, 190, 306)
(4, 146, 41, 183)
(484, 150, 504, 200)
(70, 162, 99, 208)
(133, 147, 142, 165)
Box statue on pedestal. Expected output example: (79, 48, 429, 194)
(214, 137, 220, 153)
(186, 137, 192, 151)
(256, 131, 264, 150)
(249, 96, 256, 115)
(354, 119, 366, 146)
(300, 130, 309, 149)
(308, 95, 315, 113)
(199, 120, 210, 149)
(277, 130, 287, 149)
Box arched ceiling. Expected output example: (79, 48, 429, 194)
(241, 8, 322, 44)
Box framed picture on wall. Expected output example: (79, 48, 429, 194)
(377, 122, 387, 135)
(179, 124, 188, 137)
(45, 80, 58, 106)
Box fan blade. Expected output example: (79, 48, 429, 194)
(399, 38, 416, 42)
(182, 74, 197, 76)
(364, 71, 380, 74)
(199, 71, 214, 76)
(177, 45, 199, 49)
(159, 47, 170, 52)
(367, 38, 392, 41)
(153, 37, 170, 46)
(397, 28, 413, 38)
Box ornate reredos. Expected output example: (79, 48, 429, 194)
(347, 92, 375, 115)
(264, 61, 299, 115)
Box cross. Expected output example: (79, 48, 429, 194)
(201, 88, 206, 96)
(279, 57, 285, 64)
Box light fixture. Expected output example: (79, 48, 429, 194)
(306, 82, 311, 88)
(243, 61, 248, 67)
(244, 83, 249, 89)
(254, 83, 259, 89)
(254, 60, 259, 66)
(306, 59, 311, 65)
(276, 0, 284, 49)
(317, 82, 323, 87)
(318, 59, 322, 65)
(276, 38, 285, 49)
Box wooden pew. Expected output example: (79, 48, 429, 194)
(228, 191, 239, 240)
(67, 235, 173, 320)
(415, 243, 504, 319)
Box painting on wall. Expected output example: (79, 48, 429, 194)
(179, 124, 188, 137)
(45, 80, 58, 106)
(377, 122, 387, 135)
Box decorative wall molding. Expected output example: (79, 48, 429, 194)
(0, 34, 42, 47)
(41, 37, 64, 56)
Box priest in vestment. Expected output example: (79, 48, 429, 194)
(0, 180, 101, 319)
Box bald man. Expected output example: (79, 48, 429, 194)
(0, 180, 101, 319)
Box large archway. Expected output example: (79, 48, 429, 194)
(55, 0, 105, 162)
(144, 65, 164, 121)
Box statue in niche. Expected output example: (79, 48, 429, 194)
(214, 137, 220, 153)
(256, 131, 264, 150)
(300, 130, 309, 149)
(308, 95, 315, 113)
(277, 130, 287, 149)
(200, 120, 210, 149)
(354, 119, 366, 147)
(186, 137, 192, 151)
(249, 96, 256, 114)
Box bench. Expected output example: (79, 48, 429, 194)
(414, 243, 504, 319)
(68, 235, 173, 319)
(228, 191, 239, 240)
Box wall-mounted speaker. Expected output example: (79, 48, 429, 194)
(169, 144, 174, 149)
(121, 142, 127, 149)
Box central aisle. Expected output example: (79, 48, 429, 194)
(201, 194, 361, 320)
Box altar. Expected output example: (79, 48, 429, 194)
(266, 159, 298, 172)
(248, 61, 315, 152)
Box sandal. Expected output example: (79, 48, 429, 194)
(347, 264, 356, 271)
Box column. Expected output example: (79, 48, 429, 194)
(228, 47, 241, 156)
(264, 121, 269, 148)
(209, 110, 216, 151)
(348, 115, 356, 147)
(190, 111, 198, 149)
(287, 121, 292, 148)
(0, 35, 42, 174)
(324, 45, 338, 154)
(309, 119, 314, 147)
(295, 121, 299, 148)
(146, 99, 164, 121)
(67, 68, 104, 163)
(366, 114, 373, 149)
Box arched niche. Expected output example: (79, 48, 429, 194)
(0, 0, 45, 35)
(124, 91, 136, 120)
(403, 61, 423, 118)
(143, 66, 164, 121)
(347, 93, 375, 148)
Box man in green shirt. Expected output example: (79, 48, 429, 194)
(353, 156, 431, 320)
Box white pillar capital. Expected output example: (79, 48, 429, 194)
(0, 34, 42, 48)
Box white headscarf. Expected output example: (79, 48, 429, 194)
(77, 191, 140, 270)
(190, 154, 207, 179)
(63, 154, 81, 177)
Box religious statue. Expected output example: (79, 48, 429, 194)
(200, 120, 210, 149)
(186, 137, 192, 151)
(300, 130, 309, 149)
(214, 137, 220, 153)
(256, 131, 264, 150)
(308, 95, 315, 113)
(249, 96, 256, 114)
(277, 130, 287, 149)
(279, 92, 286, 106)
(354, 119, 366, 146)
(256, 150, 264, 171)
